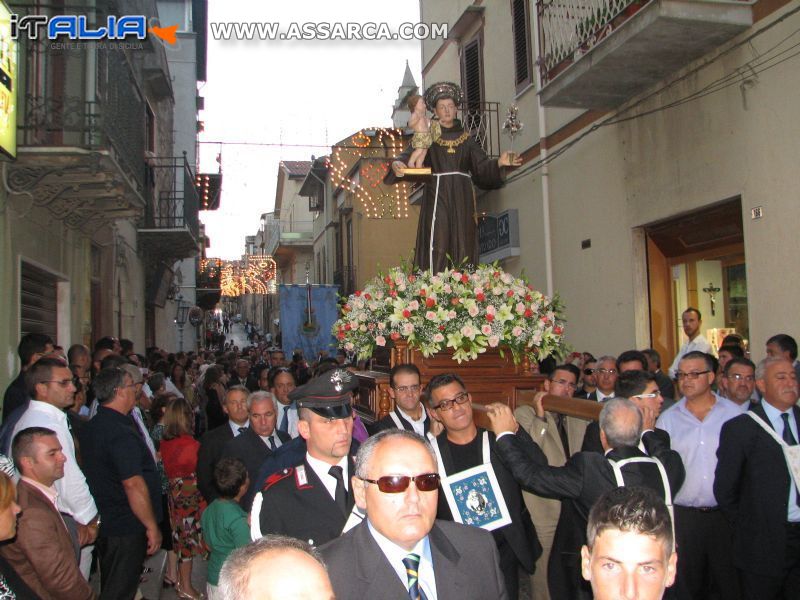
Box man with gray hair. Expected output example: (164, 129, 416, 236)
(486, 398, 684, 600)
(715, 356, 800, 598)
(320, 429, 508, 599)
(219, 534, 334, 600)
(222, 391, 291, 505)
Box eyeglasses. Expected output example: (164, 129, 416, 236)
(44, 379, 74, 388)
(393, 384, 421, 395)
(550, 379, 577, 389)
(359, 473, 441, 493)
(726, 373, 754, 382)
(431, 391, 470, 411)
(632, 392, 662, 400)
(596, 368, 618, 376)
(675, 370, 711, 380)
(583, 368, 595, 376)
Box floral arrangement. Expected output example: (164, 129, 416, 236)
(333, 264, 567, 363)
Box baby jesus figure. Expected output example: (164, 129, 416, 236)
(407, 94, 432, 168)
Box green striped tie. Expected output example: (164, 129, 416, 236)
(402, 553, 427, 600)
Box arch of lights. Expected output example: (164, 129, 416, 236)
(200, 256, 277, 297)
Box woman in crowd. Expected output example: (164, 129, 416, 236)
(203, 365, 228, 431)
(160, 397, 207, 599)
(0, 472, 38, 598)
(149, 393, 180, 589)
(200, 458, 251, 600)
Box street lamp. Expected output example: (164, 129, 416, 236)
(174, 294, 189, 352)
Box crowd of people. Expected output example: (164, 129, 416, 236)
(0, 305, 795, 600)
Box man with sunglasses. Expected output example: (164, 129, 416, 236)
(372, 364, 432, 436)
(11, 357, 99, 576)
(575, 359, 598, 398)
(253, 369, 360, 548)
(321, 429, 508, 599)
(425, 373, 540, 599)
(656, 350, 742, 599)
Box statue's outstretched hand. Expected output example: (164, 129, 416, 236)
(498, 152, 522, 168)
(392, 161, 407, 177)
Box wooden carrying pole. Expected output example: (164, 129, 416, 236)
(516, 390, 603, 421)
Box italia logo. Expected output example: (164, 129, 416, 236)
(10, 14, 178, 45)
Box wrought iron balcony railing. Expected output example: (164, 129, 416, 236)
(18, 43, 146, 190)
(537, 0, 651, 85)
(460, 101, 501, 158)
(141, 156, 200, 239)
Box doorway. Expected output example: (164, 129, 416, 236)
(645, 198, 749, 364)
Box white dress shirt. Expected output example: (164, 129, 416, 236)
(668, 334, 713, 378)
(259, 433, 282, 449)
(367, 522, 437, 599)
(275, 401, 299, 438)
(305, 453, 348, 501)
(397, 408, 428, 437)
(228, 420, 249, 437)
(13, 400, 97, 524)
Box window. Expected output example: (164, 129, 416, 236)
(20, 262, 58, 340)
(145, 101, 156, 154)
(511, 0, 533, 91)
(461, 36, 484, 110)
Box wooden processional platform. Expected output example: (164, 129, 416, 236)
(354, 341, 602, 428)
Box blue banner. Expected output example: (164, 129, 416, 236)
(278, 284, 340, 361)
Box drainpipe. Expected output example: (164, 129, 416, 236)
(530, 6, 554, 298)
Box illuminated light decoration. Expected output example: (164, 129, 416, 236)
(218, 255, 277, 297)
(329, 127, 411, 220)
(195, 173, 222, 210)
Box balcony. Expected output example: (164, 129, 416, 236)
(537, 0, 753, 109)
(264, 219, 314, 266)
(137, 156, 200, 261)
(7, 41, 146, 232)
(196, 266, 222, 311)
(333, 266, 357, 296)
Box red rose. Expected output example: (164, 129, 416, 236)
(461, 274, 469, 283)
(419, 288, 427, 297)
(384, 276, 392, 284)
(525, 294, 532, 302)
(438, 325, 445, 331)
(486, 314, 494, 323)
(494, 271, 500, 278)
(506, 290, 514, 297)
(390, 332, 401, 340)
(554, 326, 563, 334)
(402, 309, 411, 318)
(476, 292, 485, 302)
(390, 290, 397, 298)
(450, 298, 460, 306)
(337, 332, 345, 340)
(408, 275, 416, 282)
(425, 297, 436, 308)
(524, 309, 533, 318)
(355, 290, 361, 297)
(344, 324, 352, 331)
(364, 293, 371, 300)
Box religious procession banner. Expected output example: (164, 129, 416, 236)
(278, 284, 339, 360)
(441, 462, 512, 532)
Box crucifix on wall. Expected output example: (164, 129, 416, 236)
(703, 281, 721, 316)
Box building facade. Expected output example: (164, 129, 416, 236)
(418, 0, 800, 362)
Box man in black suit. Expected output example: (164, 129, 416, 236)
(321, 429, 508, 599)
(644, 348, 677, 403)
(372, 364, 432, 436)
(229, 359, 258, 392)
(197, 385, 250, 503)
(487, 396, 685, 600)
(582, 370, 671, 454)
(2, 333, 54, 419)
(221, 391, 290, 508)
(715, 357, 800, 599)
(253, 369, 360, 547)
(426, 373, 540, 599)
(585, 355, 617, 403)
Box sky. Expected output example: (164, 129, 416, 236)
(198, 0, 423, 259)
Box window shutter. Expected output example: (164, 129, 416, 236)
(461, 37, 483, 110)
(512, 0, 533, 89)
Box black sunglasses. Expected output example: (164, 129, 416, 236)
(583, 368, 595, 375)
(359, 473, 441, 493)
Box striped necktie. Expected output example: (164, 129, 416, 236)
(402, 553, 428, 600)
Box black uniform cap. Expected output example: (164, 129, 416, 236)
(288, 369, 357, 419)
